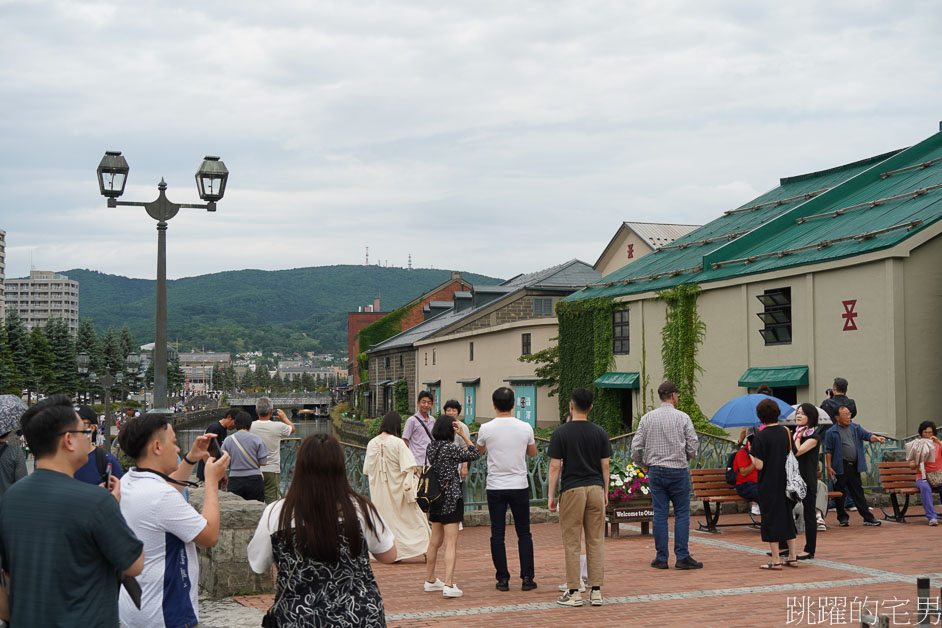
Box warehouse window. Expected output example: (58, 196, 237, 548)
(756, 288, 792, 345)
(613, 309, 630, 354)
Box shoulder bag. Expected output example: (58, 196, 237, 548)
(230, 433, 262, 469)
(783, 428, 807, 501)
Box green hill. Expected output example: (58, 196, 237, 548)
(62, 266, 502, 355)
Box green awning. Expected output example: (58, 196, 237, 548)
(738, 365, 809, 388)
(456, 377, 480, 386)
(594, 372, 640, 389)
(422, 379, 441, 387)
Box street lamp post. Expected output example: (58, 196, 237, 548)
(102, 368, 115, 450)
(96, 152, 228, 413)
(126, 353, 141, 412)
(77, 352, 90, 404)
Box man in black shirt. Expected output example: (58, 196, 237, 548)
(547, 388, 612, 608)
(197, 410, 235, 483)
(821, 377, 857, 420)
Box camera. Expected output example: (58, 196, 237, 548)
(825, 388, 833, 398)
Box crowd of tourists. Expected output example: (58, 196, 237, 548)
(0, 375, 933, 626)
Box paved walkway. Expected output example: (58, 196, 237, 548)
(229, 510, 941, 627)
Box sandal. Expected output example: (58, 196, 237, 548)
(783, 559, 800, 568)
(759, 562, 783, 570)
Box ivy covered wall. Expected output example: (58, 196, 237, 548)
(556, 297, 624, 436)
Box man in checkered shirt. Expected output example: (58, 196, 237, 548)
(631, 381, 702, 570)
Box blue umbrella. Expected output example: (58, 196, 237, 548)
(710, 394, 794, 428)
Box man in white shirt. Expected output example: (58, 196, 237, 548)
(117, 412, 230, 628)
(476, 387, 538, 592)
(249, 397, 295, 503)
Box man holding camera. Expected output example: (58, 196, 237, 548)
(250, 397, 295, 503)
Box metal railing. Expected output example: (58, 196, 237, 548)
(270, 430, 916, 509)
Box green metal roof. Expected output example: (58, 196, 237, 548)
(456, 377, 481, 385)
(594, 371, 640, 389)
(567, 129, 942, 302)
(738, 365, 808, 388)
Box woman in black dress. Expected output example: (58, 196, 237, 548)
(750, 398, 797, 569)
(423, 415, 480, 598)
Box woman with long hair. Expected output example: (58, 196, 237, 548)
(423, 415, 479, 598)
(363, 412, 430, 561)
(788, 403, 822, 560)
(248, 434, 397, 627)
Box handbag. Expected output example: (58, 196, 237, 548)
(783, 428, 807, 501)
(926, 468, 942, 488)
(261, 558, 300, 628)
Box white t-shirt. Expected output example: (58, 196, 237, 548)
(250, 420, 293, 472)
(119, 470, 207, 628)
(247, 498, 395, 573)
(476, 416, 536, 490)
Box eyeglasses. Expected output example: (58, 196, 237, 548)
(59, 429, 93, 438)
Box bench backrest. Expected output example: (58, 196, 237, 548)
(690, 468, 739, 498)
(877, 461, 918, 491)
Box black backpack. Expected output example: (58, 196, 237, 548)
(94, 447, 109, 484)
(725, 448, 741, 486)
(415, 444, 448, 513)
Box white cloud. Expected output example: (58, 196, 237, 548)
(0, 0, 940, 281)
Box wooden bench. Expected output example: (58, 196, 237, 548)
(691, 468, 759, 533)
(693, 467, 843, 532)
(877, 461, 926, 523)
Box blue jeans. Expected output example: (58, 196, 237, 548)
(648, 466, 691, 562)
(486, 488, 534, 581)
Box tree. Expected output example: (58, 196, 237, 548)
(270, 373, 285, 393)
(168, 354, 186, 396)
(29, 325, 55, 395)
(300, 372, 315, 392)
(255, 366, 272, 391)
(42, 319, 78, 396)
(0, 321, 16, 394)
(5, 310, 31, 396)
(239, 368, 256, 391)
(76, 319, 105, 400)
(119, 325, 136, 360)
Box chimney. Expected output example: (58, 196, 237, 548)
(358, 306, 363, 312)
(451, 271, 461, 280)
(373, 297, 381, 312)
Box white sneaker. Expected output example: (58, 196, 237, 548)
(589, 589, 603, 606)
(751, 504, 761, 516)
(443, 583, 463, 598)
(817, 522, 828, 531)
(558, 579, 586, 592)
(556, 590, 583, 607)
(424, 578, 445, 592)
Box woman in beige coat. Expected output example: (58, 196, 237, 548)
(363, 412, 431, 560)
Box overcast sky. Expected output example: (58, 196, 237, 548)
(1, 1, 940, 281)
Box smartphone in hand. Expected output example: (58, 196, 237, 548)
(105, 462, 112, 487)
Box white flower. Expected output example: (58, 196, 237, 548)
(614, 479, 623, 486)
(640, 487, 650, 495)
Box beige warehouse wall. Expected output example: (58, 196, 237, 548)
(416, 321, 559, 426)
(596, 229, 653, 277)
(902, 234, 942, 436)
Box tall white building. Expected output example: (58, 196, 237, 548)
(5, 270, 79, 334)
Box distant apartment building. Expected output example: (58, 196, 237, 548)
(179, 351, 232, 393)
(0, 229, 5, 320)
(5, 270, 79, 334)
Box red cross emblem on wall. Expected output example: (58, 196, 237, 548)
(519, 397, 527, 408)
(842, 300, 858, 331)
(626, 243, 634, 259)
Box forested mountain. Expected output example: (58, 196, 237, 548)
(62, 266, 502, 355)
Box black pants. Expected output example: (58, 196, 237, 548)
(486, 488, 534, 581)
(779, 480, 817, 555)
(228, 474, 265, 502)
(834, 460, 875, 523)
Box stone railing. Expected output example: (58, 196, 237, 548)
(190, 488, 273, 599)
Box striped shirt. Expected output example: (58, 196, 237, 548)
(631, 403, 698, 469)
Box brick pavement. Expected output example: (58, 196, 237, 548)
(233, 510, 942, 627)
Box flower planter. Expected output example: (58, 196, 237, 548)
(605, 495, 653, 537)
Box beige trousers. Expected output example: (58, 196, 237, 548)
(559, 485, 605, 590)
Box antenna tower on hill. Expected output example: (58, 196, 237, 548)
(408, 254, 412, 270)
(365, 246, 369, 266)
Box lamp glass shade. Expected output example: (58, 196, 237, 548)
(97, 151, 129, 198)
(77, 352, 89, 373)
(195, 155, 228, 202)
